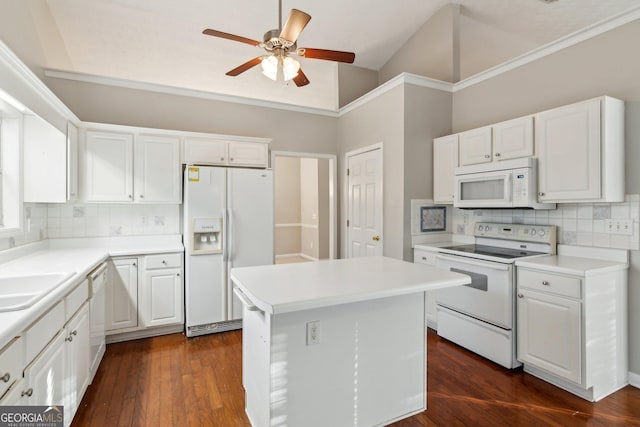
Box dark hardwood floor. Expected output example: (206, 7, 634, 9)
(72, 329, 640, 426)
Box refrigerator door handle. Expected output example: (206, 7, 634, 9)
(222, 209, 228, 262)
(227, 207, 233, 265)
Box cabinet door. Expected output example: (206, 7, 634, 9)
(65, 303, 91, 416)
(135, 135, 181, 203)
(23, 114, 68, 203)
(535, 99, 601, 202)
(142, 268, 183, 327)
(23, 331, 67, 408)
(228, 141, 268, 167)
(85, 131, 134, 202)
(67, 122, 79, 201)
(458, 126, 492, 166)
(106, 258, 138, 331)
(492, 116, 533, 161)
(517, 289, 581, 384)
(182, 137, 228, 165)
(433, 135, 458, 204)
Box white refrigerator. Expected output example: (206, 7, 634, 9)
(183, 166, 273, 337)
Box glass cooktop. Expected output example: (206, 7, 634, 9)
(440, 244, 545, 259)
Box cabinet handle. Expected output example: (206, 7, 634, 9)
(128, 194, 133, 199)
(538, 192, 545, 197)
(70, 192, 76, 197)
(133, 262, 137, 267)
(517, 293, 524, 298)
(66, 335, 73, 342)
(421, 257, 427, 261)
(21, 388, 33, 397)
(140, 194, 144, 199)
(177, 273, 181, 277)
(162, 260, 167, 265)
(220, 157, 225, 161)
(71, 330, 78, 336)
(542, 281, 550, 286)
(230, 157, 234, 161)
(484, 154, 490, 159)
(0, 372, 10, 382)
(495, 153, 501, 157)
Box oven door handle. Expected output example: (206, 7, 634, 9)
(435, 254, 510, 271)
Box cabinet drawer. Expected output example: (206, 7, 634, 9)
(518, 269, 581, 299)
(0, 337, 24, 399)
(145, 253, 182, 269)
(66, 279, 89, 321)
(25, 301, 64, 364)
(414, 249, 437, 266)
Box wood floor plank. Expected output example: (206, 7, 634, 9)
(72, 329, 640, 427)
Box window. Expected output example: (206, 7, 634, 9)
(0, 95, 23, 236)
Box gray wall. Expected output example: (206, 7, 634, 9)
(337, 63, 379, 108)
(452, 19, 640, 375)
(274, 157, 302, 256)
(318, 158, 331, 259)
(337, 85, 405, 259)
(379, 5, 455, 85)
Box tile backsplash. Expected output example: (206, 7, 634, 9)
(451, 195, 640, 250)
(0, 203, 48, 251)
(47, 203, 180, 238)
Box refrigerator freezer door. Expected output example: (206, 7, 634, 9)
(227, 168, 274, 320)
(184, 166, 227, 329)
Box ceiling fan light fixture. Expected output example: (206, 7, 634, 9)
(282, 56, 300, 81)
(261, 55, 279, 80)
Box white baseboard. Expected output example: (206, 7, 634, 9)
(629, 371, 640, 389)
(300, 253, 319, 261)
(276, 253, 302, 259)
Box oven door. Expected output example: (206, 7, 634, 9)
(454, 170, 513, 208)
(435, 254, 514, 329)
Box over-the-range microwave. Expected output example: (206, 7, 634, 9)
(454, 157, 556, 209)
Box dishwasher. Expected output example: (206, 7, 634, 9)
(88, 262, 107, 382)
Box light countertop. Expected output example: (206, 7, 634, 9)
(231, 256, 470, 315)
(0, 235, 183, 350)
(515, 255, 628, 276)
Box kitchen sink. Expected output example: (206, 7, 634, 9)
(0, 272, 75, 312)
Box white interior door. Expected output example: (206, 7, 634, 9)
(347, 147, 383, 257)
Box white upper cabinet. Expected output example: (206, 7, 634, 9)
(535, 96, 624, 203)
(84, 130, 134, 202)
(228, 141, 269, 167)
(433, 134, 458, 204)
(183, 137, 269, 167)
(182, 137, 228, 165)
(458, 126, 492, 166)
(492, 116, 534, 161)
(83, 130, 181, 203)
(23, 115, 70, 203)
(135, 135, 181, 203)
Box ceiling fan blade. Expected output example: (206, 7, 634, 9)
(299, 48, 355, 63)
(202, 29, 261, 47)
(226, 57, 263, 77)
(293, 68, 310, 87)
(279, 9, 311, 43)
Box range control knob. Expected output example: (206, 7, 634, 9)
(538, 229, 546, 237)
(530, 229, 537, 236)
(478, 225, 484, 232)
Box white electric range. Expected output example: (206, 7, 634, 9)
(433, 222, 557, 369)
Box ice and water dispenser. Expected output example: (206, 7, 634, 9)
(191, 218, 222, 254)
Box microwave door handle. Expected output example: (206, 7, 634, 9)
(505, 172, 513, 202)
(436, 254, 511, 271)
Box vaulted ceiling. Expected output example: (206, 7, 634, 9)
(2, 0, 639, 111)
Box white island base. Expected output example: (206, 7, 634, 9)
(231, 256, 470, 426)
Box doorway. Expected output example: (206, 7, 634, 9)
(272, 151, 337, 264)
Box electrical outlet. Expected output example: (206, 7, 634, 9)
(306, 321, 321, 346)
(605, 219, 633, 236)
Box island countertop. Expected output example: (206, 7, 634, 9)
(230, 255, 470, 314)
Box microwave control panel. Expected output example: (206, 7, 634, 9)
(512, 167, 530, 204)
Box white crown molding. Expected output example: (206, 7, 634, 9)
(337, 73, 454, 116)
(43, 69, 340, 118)
(453, 5, 640, 92)
(0, 41, 79, 123)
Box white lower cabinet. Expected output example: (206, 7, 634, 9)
(106, 258, 139, 332)
(516, 263, 628, 401)
(517, 287, 581, 383)
(65, 303, 91, 416)
(142, 268, 183, 328)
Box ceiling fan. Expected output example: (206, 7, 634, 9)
(202, 0, 355, 87)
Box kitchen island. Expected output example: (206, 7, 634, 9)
(230, 256, 470, 427)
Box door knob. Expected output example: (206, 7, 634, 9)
(372, 235, 380, 241)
